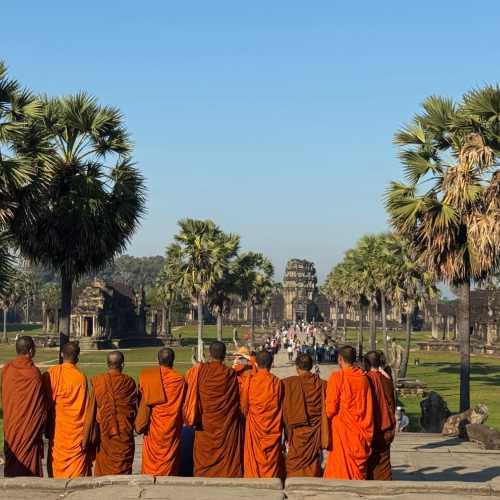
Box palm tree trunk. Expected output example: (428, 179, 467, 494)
(26, 297, 30, 324)
(59, 272, 73, 363)
(334, 301, 339, 336)
(381, 292, 388, 359)
(160, 305, 167, 336)
(41, 301, 47, 334)
(250, 303, 256, 348)
(431, 297, 439, 339)
(216, 312, 223, 341)
(343, 302, 347, 341)
(2, 307, 8, 344)
(458, 280, 471, 412)
(167, 300, 173, 338)
(197, 296, 204, 361)
(400, 305, 413, 379)
(357, 303, 364, 360)
(369, 302, 376, 351)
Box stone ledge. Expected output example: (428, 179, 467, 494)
(0, 477, 69, 490)
(154, 476, 283, 489)
(68, 474, 155, 489)
(285, 478, 495, 496)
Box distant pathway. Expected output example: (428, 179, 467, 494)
(271, 349, 338, 380)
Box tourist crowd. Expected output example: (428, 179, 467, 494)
(1, 336, 396, 481)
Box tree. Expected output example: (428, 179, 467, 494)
(10, 93, 145, 354)
(39, 282, 60, 333)
(0, 270, 28, 342)
(0, 62, 43, 295)
(234, 252, 274, 348)
(156, 244, 183, 338)
(386, 88, 500, 411)
(174, 219, 240, 359)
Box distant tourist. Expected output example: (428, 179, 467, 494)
(397, 408, 410, 432)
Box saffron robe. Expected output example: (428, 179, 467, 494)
(366, 369, 396, 480)
(135, 366, 186, 476)
(184, 361, 243, 477)
(323, 366, 374, 480)
(241, 370, 283, 478)
(82, 371, 137, 475)
(1, 356, 46, 477)
(283, 372, 325, 477)
(44, 363, 90, 478)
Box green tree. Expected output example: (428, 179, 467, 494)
(10, 93, 145, 353)
(39, 282, 60, 333)
(386, 89, 500, 410)
(174, 219, 240, 359)
(0, 269, 28, 342)
(234, 252, 274, 348)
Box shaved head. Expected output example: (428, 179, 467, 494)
(107, 350, 124, 370)
(364, 350, 381, 369)
(256, 350, 273, 370)
(338, 345, 356, 365)
(296, 353, 313, 371)
(158, 347, 175, 367)
(62, 341, 80, 363)
(16, 336, 35, 357)
(209, 341, 226, 361)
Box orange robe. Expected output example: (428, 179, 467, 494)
(136, 367, 186, 476)
(283, 373, 325, 477)
(1, 356, 46, 477)
(241, 370, 283, 478)
(184, 361, 243, 477)
(83, 371, 137, 475)
(44, 363, 90, 478)
(366, 370, 396, 480)
(323, 366, 374, 480)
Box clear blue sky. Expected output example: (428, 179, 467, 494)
(3, 1, 500, 282)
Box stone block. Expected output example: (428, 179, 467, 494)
(442, 404, 489, 437)
(67, 474, 154, 489)
(466, 423, 500, 450)
(142, 485, 284, 500)
(0, 477, 68, 490)
(153, 476, 282, 489)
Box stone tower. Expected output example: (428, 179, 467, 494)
(283, 259, 318, 322)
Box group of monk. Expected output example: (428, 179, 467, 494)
(1, 336, 396, 481)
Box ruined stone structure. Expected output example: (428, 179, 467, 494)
(71, 278, 146, 341)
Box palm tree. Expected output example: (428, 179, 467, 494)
(174, 219, 240, 359)
(0, 62, 43, 295)
(156, 244, 183, 338)
(386, 88, 500, 411)
(9, 93, 145, 353)
(234, 252, 274, 348)
(39, 282, 60, 333)
(0, 269, 27, 342)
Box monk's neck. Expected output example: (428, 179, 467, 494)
(257, 367, 270, 373)
(108, 368, 122, 375)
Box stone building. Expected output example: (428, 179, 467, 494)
(71, 278, 146, 341)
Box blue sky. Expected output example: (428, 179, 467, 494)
(3, 1, 500, 282)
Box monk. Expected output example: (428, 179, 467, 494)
(135, 347, 186, 476)
(44, 341, 90, 478)
(82, 351, 137, 475)
(184, 341, 243, 477)
(241, 350, 283, 478)
(1, 336, 46, 477)
(323, 345, 374, 480)
(283, 353, 326, 477)
(364, 351, 396, 480)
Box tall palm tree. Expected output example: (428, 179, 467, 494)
(174, 219, 240, 359)
(234, 252, 274, 348)
(0, 269, 27, 343)
(156, 243, 183, 338)
(0, 62, 43, 295)
(10, 93, 145, 353)
(39, 282, 60, 333)
(386, 88, 500, 411)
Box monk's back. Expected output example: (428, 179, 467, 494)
(194, 361, 242, 477)
(2, 356, 46, 477)
(45, 363, 89, 478)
